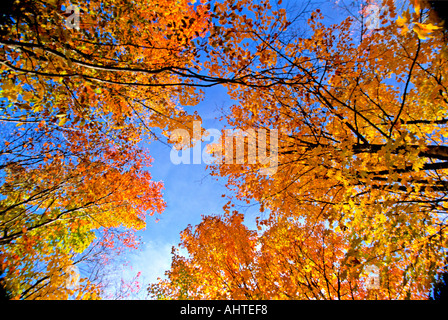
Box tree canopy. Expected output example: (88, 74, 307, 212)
(0, 0, 206, 299)
(1, 0, 447, 300)
(149, 0, 448, 300)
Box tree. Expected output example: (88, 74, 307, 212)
(0, 0, 210, 299)
(149, 211, 434, 299)
(150, 0, 448, 299)
(0, 123, 166, 298)
(148, 212, 259, 300)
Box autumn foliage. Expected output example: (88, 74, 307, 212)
(149, 0, 448, 300)
(1, 0, 448, 300)
(0, 0, 208, 299)
(149, 211, 435, 299)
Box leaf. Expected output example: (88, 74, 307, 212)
(396, 15, 408, 27)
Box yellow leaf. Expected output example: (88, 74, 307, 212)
(397, 15, 407, 27)
(413, 24, 428, 39)
(419, 22, 442, 31)
(58, 117, 68, 126)
(413, 22, 442, 39)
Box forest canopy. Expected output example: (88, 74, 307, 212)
(1, 0, 448, 300)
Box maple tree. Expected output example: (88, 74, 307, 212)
(150, 0, 448, 299)
(149, 211, 436, 299)
(0, 0, 210, 299)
